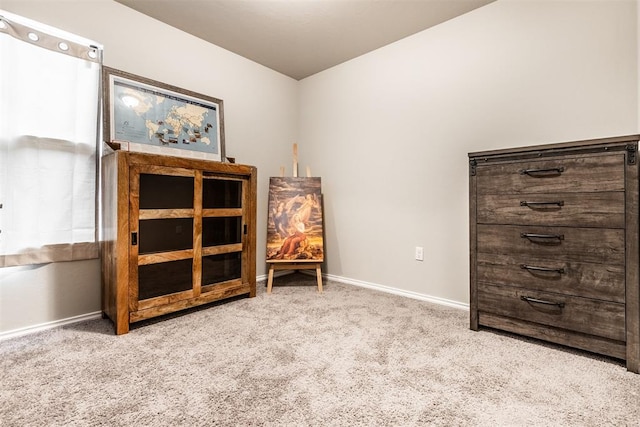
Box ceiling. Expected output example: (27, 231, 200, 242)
(115, 0, 495, 80)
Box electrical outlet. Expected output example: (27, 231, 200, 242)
(415, 246, 424, 261)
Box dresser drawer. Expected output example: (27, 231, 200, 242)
(477, 224, 624, 265)
(477, 283, 625, 342)
(476, 154, 624, 195)
(477, 253, 625, 303)
(477, 192, 624, 228)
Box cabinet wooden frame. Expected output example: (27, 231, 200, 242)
(469, 134, 640, 373)
(101, 151, 257, 335)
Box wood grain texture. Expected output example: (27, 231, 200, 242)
(477, 224, 625, 265)
(468, 134, 638, 159)
(100, 151, 257, 334)
(477, 252, 625, 303)
(128, 152, 253, 175)
(193, 170, 203, 298)
(201, 278, 243, 294)
(138, 209, 194, 220)
(624, 145, 640, 372)
(99, 152, 133, 335)
(469, 135, 640, 372)
(476, 154, 624, 195)
(469, 160, 478, 330)
(479, 312, 626, 360)
(478, 283, 625, 342)
(202, 243, 243, 256)
(129, 281, 251, 323)
(114, 154, 131, 334)
(138, 250, 194, 265)
(128, 164, 141, 314)
(202, 208, 243, 218)
(136, 289, 195, 311)
(247, 166, 258, 297)
(478, 192, 624, 228)
(132, 164, 195, 178)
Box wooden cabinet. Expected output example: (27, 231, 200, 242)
(469, 135, 640, 373)
(101, 151, 257, 334)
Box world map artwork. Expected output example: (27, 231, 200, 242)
(112, 79, 219, 155)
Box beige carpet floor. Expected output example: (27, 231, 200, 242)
(1, 273, 639, 426)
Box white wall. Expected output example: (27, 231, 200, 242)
(0, 261, 101, 333)
(298, 0, 639, 304)
(0, 0, 298, 334)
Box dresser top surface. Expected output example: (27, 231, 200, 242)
(469, 134, 639, 160)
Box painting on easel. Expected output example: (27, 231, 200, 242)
(266, 177, 324, 262)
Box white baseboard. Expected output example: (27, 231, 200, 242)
(2, 272, 291, 340)
(301, 270, 469, 311)
(2, 271, 467, 340)
(0, 311, 103, 341)
(256, 269, 295, 283)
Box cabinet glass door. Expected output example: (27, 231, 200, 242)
(130, 166, 196, 309)
(201, 176, 245, 291)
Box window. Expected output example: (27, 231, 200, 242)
(0, 11, 102, 267)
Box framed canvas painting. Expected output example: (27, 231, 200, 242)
(266, 177, 324, 262)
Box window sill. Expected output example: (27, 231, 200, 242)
(0, 242, 98, 268)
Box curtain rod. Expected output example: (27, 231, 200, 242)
(0, 11, 102, 63)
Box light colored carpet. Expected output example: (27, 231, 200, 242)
(1, 273, 639, 426)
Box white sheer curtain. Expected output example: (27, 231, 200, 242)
(0, 11, 102, 267)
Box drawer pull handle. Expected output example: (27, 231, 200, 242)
(519, 166, 565, 176)
(520, 295, 565, 308)
(520, 200, 564, 207)
(520, 232, 564, 241)
(520, 264, 565, 274)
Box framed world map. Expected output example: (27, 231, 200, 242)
(103, 67, 225, 161)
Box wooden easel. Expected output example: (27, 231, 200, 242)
(266, 262, 323, 294)
(266, 143, 323, 293)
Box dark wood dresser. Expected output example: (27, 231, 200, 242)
(469, 135, 640, 373)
